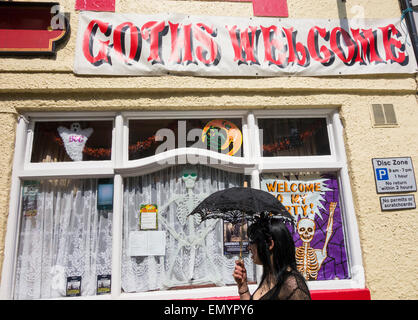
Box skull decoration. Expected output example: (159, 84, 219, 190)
(297, 218, 315, 243)
(181, 167, 198, 189)
(70, 122, 81, 132)
(295, 202, 337, 281)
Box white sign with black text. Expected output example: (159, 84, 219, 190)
(128, 231, 166, 256)
(380, 195, 416, 211)
(372, 157, 417, 194)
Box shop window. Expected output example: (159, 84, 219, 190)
(30, 121, 113, 162)
(14, 179, 113, 299)
(258, 118, 331, 157)
(121, 164, 256, 293)
(128, 118, 243, 160)
(3, 110, 363, 300)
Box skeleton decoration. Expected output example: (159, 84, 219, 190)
(158, 167, 222, 288)
(57, 122, 93, 161)
(295, 202, 337, 280)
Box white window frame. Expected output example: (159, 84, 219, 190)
(0, 109, 364, 300)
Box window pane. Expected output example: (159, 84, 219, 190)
(31, 121, 113, 162)
(14, 179, 113, 299)
(258, 118, 331, 157)
(260, 172, 350, 281)
(122, 165, 255, 293)
(129, 118, 243, 160)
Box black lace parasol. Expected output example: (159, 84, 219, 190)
(189, 187, 293, 223)
(188, 187, 294, 258)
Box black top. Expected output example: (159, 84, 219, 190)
(251, 270, 311, 300)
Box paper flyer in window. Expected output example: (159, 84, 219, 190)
(128, 231, 166, 256)
(223, 220, 249, 255)
(97, 275, 111, 295)
(66, 276, 82, 297)
(22, 181, 39, 217)
(139, 204, 158, 230)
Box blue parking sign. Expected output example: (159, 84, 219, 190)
(375, 168, 389, 181)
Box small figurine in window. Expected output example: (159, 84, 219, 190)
(57, 122, 93, 161)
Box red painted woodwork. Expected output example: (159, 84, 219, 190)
(75, 0, 115, 12)
(0, 2, 68, 55)
(192, 288, 371, 300)
(252, 0, 289, 17)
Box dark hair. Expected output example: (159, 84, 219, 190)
(248, 215, 297, 286)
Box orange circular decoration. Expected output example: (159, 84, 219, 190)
(201, 119, 242, 156)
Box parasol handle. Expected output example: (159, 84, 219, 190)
(240, 181, 248, 260)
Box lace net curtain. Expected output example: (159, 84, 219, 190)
(122, 164, 256, 292)
(14, 179, 112, 299)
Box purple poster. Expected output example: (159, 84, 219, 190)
(261, 173, 350, 281)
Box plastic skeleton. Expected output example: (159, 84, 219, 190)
(295, 202, 337, 280)
(158, 168, 221, 288)
(57, 122, 93, 161)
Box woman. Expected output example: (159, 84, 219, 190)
(233, 214, 311, 300)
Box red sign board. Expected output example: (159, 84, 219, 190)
(0, 2, 69, 55)
(75, 0, 115, 12)
(253, 0, 289, 17)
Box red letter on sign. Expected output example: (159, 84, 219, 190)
(261, 25, 287, 67)
(141, 21, 168, 65)
(351, 28, 384, 65)
(168, 22, 196, 65)
(194, 23, 220, 66)
(227, 25, 260, 65)
(283, 27, 309, 67)
(330, 27, 356, 65)
(307, 26, 334, 66)
(114, 22, 142, 65)
(379, 24, 408, 65)
(82, 20, 112, 66)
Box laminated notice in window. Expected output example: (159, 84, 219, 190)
(66, 276, 81, 297)
(128, 231, 166, 256)
(22, 181, 39, 217)
(139, 204, 158, 230)
(97, 275, 111, 295)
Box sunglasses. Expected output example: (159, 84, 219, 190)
(183, 173, 197, 177)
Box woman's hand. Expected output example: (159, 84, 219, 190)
(233, 260, 250, 299)
(233, 259, 248, 290)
